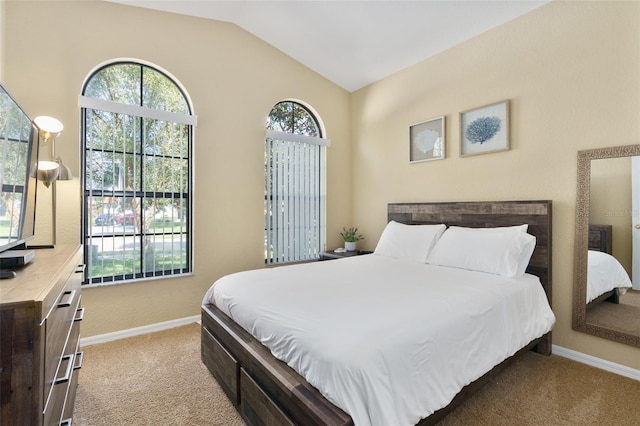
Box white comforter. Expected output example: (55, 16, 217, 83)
(587, 250, 632, 303)
(204, 255, 555, 426)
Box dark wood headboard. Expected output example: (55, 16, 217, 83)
(387, 200, 553, 304)
(588, 224, 612, 254)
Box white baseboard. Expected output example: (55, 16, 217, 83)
(553, 344, 640, 381)
(80, 315, 201, 347)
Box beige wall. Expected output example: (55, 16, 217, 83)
(0, 0, 4, 80)
(351, 1, 640, 370)
(4, 0, 640, 371)
(4, 1, 352, 336)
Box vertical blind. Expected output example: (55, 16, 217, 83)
(265, 130, 330, 264)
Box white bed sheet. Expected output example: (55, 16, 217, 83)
(204, 255, 555, 426)
(587, 250, 632, 303)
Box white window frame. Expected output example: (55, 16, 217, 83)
(80, 61, 196, 285)
(264, 102, 329, 265)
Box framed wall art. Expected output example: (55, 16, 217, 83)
(409, 116, 445, 163)
(460, 100, 509, 157)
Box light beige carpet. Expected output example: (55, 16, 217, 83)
(74, 323, 640, 425)
(439, 350, 640, 426)
(622, 289, 640, 307)
(587, 289, 640, 335)
(73, 323, 244, 425)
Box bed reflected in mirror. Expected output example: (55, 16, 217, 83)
(574, 145, 640, 347)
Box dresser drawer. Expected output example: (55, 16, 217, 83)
(43, 306, 83, 426)
(43, 260, 83, 426)
(44, 288, 81, 407)
(62, 349, 83, 420)
(43, 352, 74, 426)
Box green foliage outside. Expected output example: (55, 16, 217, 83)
(89, 249, 186, 278)
(0, 218, 11, 234)
(266, 101, 320, 136)
(84, 62, 191, 281)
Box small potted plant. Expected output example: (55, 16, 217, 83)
(340, 227, 364, 251)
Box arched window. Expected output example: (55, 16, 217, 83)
(80, 61, 196, 284)
(264, 101, 330, 264)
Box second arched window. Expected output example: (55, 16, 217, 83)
(264, 101, 329, 264)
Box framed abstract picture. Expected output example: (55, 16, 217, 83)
(460, 100, 509, 157)
(409, 116, 445, 163)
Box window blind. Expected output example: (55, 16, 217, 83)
(265, 133, 327, 264)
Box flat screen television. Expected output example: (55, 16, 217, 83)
(0, 83, 38, 275)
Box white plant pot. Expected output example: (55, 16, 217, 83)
(345, 241, 357, 252)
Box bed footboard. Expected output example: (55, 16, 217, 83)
(202, 303, 551, 426)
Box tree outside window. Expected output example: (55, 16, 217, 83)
(81, 62, 194, 284)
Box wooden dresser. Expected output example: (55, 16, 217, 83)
(0, 245, 84, 426)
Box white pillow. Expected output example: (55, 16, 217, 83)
(491, 224, 528, 233)
(374, 221, 446, 263)
(426, 226, 536, 278)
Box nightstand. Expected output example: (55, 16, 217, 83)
(319, 250, 373, 260)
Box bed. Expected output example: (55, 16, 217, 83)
(201, 201, 555, 426)
(586, 224, 632, 307)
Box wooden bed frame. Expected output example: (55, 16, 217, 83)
(201, 200, 553, 426)
(587, 224, 619, 308)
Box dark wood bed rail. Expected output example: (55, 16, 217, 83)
(202, 304, 353, 426)
(201, 200, 553, 426)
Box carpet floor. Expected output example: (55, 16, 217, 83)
(587, 289, 640, 335)
(74, 323, 640, 425)
(73, 323, 244, 426)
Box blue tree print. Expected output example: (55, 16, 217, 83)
(466, 116, 501, 144)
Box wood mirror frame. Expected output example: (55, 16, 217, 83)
(573, 144, 640, 347)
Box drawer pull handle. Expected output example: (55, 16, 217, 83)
(57, 290, 76, 308)
(74, 307, 85, 322)
(75, 264, 86, 274)
(55, 354, 74, 384)
(60, 418, 72, 426)
(74, 351, 84, 370)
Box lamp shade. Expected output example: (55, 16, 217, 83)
(56, 157, 72, 181)
(33, 116, 63, 140)
(35, 160, 60, 187)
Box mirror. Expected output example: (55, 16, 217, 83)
(574, 144, 640, 347)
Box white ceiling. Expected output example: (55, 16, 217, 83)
(108, 0, 550, 92)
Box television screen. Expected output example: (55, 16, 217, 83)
(0, 83, 38, 257)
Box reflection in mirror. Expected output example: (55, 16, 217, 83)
(0, 84, 37, 255)
(574, 145, 640, 347)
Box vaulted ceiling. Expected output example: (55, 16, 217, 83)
(108, 1, 550, 92)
